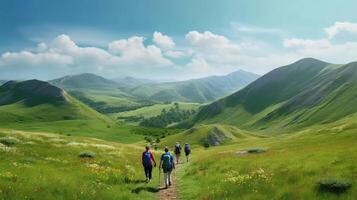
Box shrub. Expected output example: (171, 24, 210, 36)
(246, 148, 267, 154)
(79, 151, 96, 158)
(0, 137, 20, 146)
(203, 141, 210, 148)
(317, 177, 352, 193)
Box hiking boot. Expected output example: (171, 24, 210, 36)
(169, 181, 172, 186)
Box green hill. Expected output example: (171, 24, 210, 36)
(111, 76, 156, 89)
(0, 79, 106, 122)
(194, 58, 357, 131)
(130, 70, 259, 103)
(160, 124, 256, 147)
(0, 80, 142, 143)
(50, 73, 152, 113)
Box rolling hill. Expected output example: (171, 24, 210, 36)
(194, 58, 357, 130)
(0, 79, 143, 142)
(50, 73, 152, 113)
(129, 70, 259, 103)
(111, 76, 156, 89)
(0, 79, 108, 123)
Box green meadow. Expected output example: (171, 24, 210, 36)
(0, 129, 161, 200)
(175, 118, 357, 199)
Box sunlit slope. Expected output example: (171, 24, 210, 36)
(0, 80, 142, 143)
(0, 129, 157, 200)
(177, 116, 357, 199)
(0, 79, 108, 123)
(50, 73, 149, 113)
(194, 58, 357, 130)
(161, 124, 258, 147)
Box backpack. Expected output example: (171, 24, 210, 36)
(174, 145, 181, 154)
(143, 151, 152, 166)
(162, 153, 172, 171)
(184, 145, 191, 154)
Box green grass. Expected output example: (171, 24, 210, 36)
(159, 124, 256, 148)
(172, 118, 357, 200)
(112, 102, 202, 123)
(0, 129, 161, 200)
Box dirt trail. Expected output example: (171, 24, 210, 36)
(157, 163, 182, 200)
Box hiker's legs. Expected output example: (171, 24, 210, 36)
(144, 166, 149, 179)
(168, 171, 172, 185)
(163, 172, 169, 187)
(148, 165, 153, 180)
(176, 154, 180, 164)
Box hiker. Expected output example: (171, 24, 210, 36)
(184, 143, 191, 162)
(174, 142, 182, 164)
(159, 147, 175, 189)
(142, 145, 156, 183)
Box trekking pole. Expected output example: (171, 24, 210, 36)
(158, 167, 161, 186)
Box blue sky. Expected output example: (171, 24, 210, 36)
(1, 0, 357, 80)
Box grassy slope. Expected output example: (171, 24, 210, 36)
(173, 116, 357, 199)
(50, 73, 149, 113)
(0, 87, 143, 143)
(159, 124, 258, 148)
(194, 59, 357, 132)
(112, 102, 202, 119)
(0, 129, 159, 200)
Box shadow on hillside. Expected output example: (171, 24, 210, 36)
(126, 179, 147, 184)
(131, 186, 160, 194)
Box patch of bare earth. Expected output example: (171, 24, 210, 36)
(157, 163, 182, 200)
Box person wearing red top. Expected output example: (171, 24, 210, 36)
(142, 145, 157, 182)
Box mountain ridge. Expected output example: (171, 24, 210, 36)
(193, 58, 357, 131)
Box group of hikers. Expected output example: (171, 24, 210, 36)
(141, 142, 191, 188)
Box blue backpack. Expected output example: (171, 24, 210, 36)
(143, 151, 152, 166)
(185, 145, 191, 154)
(162, 153, 172, 171)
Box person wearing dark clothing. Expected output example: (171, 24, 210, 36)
(184, 143, 191, 162)
(174, 142, 182, 164)
(142, 145, 157, 182)
(160, 147, 175, 188)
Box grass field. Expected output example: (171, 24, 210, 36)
(0, 129, 162, 200)
(111, 102, 202, 124)
(173, 117, 357, 199)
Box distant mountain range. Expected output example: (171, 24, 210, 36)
(129, 70, 259, 103)
(194, 58, 357, 130)
(49, 73, 151, 113)
(47, 70, 259, 113)
(111, 76, 156, 89)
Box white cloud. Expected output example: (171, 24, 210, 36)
(108, 36, 172, 67)
(185, 57, 217, 79)
(0, 34, 173, 79)
(185, 31, 230, 48)
(164, 50, 186, 58)
(325, 22, 357, 39)
(283, 38, 331, 51)
(152, 32, 175, 49)
(280, 22, 357, 64)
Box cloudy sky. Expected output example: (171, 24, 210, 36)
(1, 0, 357, 80)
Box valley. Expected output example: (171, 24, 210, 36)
(1, 58, 357, 199)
